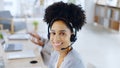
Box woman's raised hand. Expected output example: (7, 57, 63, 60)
(29, 32, 44, 46)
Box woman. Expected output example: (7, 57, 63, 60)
(30, 1, 86, 68)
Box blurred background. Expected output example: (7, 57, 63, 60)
(0, 0, 120, 68)
(0, 0, 85, 18)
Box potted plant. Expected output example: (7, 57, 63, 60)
(0, 32, 4, 44)
(32, 20, 39, 31)
(0, 33, 3, 39)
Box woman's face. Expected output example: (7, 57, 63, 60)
(50, 20, 72, 51)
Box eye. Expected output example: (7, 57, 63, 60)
(50, 32, 56, 35)
(60, 32, 65, 36)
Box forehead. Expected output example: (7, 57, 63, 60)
(51, 20, 68, 29)
(50, 20, 71, 32)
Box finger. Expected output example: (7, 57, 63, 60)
(31, 33, 40, 39)
(29, 33, 40, 40)
(28, 32, 35, 37)
(33, 33, 41, 40)
(31, 38, 43, 46)
(37, 40, 44, 46)
(31, 39, 40, 45)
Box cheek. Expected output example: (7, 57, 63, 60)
(50, 36, 71, 42)
(50, 36, 55, 45)
(50, 37, 53, 43)
(62, 36, 71, 43)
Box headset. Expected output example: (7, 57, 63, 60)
(47, 18, 77, 50)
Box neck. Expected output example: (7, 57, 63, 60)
(59, 47, 72, 57)
(56, 47, 72, 68)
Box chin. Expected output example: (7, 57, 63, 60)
(53, 47, 61, 51)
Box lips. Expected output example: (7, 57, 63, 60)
(53, 42, 63, 46)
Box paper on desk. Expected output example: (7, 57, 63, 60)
(7, 50, 35, 60)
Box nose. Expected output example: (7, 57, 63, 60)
(53, 34, 61, 41)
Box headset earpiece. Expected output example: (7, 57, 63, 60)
(70, 34, 77, 42)
(48, 33, 50, 39)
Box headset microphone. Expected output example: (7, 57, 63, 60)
(61, 42, 74, 50)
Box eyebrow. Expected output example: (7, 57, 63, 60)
(50, 30, 66, 32)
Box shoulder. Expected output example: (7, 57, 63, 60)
(61, 49, 85, 68)
(66, 49, 82, 61)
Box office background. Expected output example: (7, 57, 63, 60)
(0, 0, 120, 68)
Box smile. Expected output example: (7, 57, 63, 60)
(53, 42, 63, 46)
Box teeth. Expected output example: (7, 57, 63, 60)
(54, 42, 62, 46)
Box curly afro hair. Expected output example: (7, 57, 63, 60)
(44, 1, 86, 31)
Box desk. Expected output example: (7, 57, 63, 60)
(0, 39, 47, 68)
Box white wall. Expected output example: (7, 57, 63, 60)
(85, 0, 96, 23)
(76, 0, 85, 9)
(0, 0, 4, 11)
(3, 0, 20, 16)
